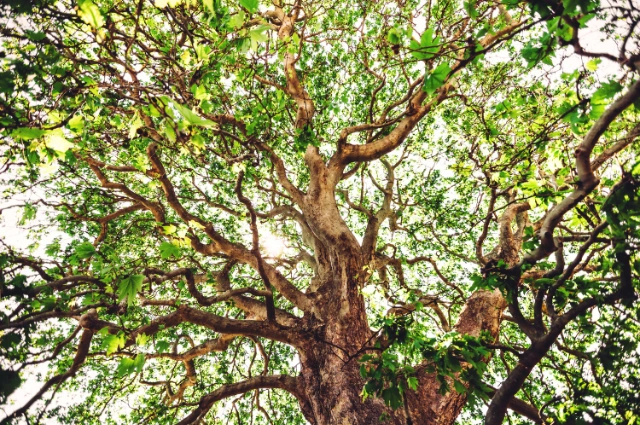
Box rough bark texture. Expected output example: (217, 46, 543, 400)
(292, 253, 507, 425)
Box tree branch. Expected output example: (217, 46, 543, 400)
(176, 375, 302, 425)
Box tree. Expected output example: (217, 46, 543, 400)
(1, 0, 639, 423)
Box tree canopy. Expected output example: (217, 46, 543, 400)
(1, 0, 639, 424)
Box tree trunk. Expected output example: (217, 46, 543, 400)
(293, 251, 506, 425)
(287, 161, 507, 425)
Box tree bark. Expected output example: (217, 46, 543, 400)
(292, 252, 507, 425)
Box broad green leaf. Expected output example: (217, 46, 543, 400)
(249, 25, 270, 49)
(12, 128, 46, 140)
(68, 115, 84, 132)
(117, 357, 135, 377)
(407, 376, 419, 391)
(586, 58, 600, 71)
(194, 85, 211, 100)
(591, 81, 623, 105)
(188, 219, 205, 230)
(117, 354, 145, 377)
(133, 353, 145, 373)
(464, 0, 479, 18)
(228, 10, 246, 29)
(172, 101, 217, 127)
(387, 27, 401, 45)
(191, 134, 206, 149)
(159, 241, 182, 259)
(239, 0, 259, 13)
(203, 0, 214, 12)
(155, 0, 181, 7)
(78, 1, 104, 29)
(195, 44, 211, 61)
(423, 62, 451, 94)
(75, 242, 96, 259)
(409, 27, 441, 60)
(103, 333, 125, 355)
(563, 0, 580, 15)
(589, 102, 606, 120)
(163, 224, 177, 234)
(117, 275, 144, 306)
(381, 386, 402, 409)
(18, 204, 36, 225)
(135, 333, 150, 346)
(25, 30, 46, 41)
(45, 132, 74, 153)
(156, 340, 170, 353)
(453, 380, 466, 394)
(128, 113, 143, 139)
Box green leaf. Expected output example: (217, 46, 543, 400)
(128, 113, 143, 139)
(534, 278, 556, 288)
(0, 333, 21, 349)
(25, 30, 46, 41)
(156, 340, 170, 353)
(191, 134, 206, 149)
(172, 101, 217, 127)
(577, 13, 595, 27)
(163, 224, 177, 234)
(591, 80, 623, 105)
(203, 0, 214, 12)
(78, 0, 105, 29)
(239, 0, 259, 13)
(75, 242, 96, 259)
(228, 10, 246, 29)
(135, 333, 150, 346)
(387, 28, 401, 45)
(12, 128, 46, 140)
(453, 379, 467, 394)
(464, 0, 479, 18)
(589, 102, 606, 120)
(18, 203, 37, 225)
(45, 131, 74, 152)
(249, 25, 270, 48)
(381, 386, 403, 409)
(0, 368, 21, 404)
(562, 0, 580, 15)
(117, 354, 145, 377)
(159, 241, 182, 259)
(423, 62, 451, 94)
(117, 357, 135, 377)
(133, 353, 145, 373)
(68, 115, 84, 132)
(103, 333, 125, 355)
(407, 376, 419, 391)
(410, 27, 441, 60)
(155, 0, 181, 7)
(117, 275, 144, 306)
(420, 27, 438, 49)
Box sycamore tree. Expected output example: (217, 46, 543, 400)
(1, 0, 640, 424)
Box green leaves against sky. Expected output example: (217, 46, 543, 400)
(0, 0, 639, 424)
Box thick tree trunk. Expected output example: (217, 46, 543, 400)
(287, 161, 507, 425)
(294, 252, 506, 425)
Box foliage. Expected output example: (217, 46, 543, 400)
(0, 0, 639, 424)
